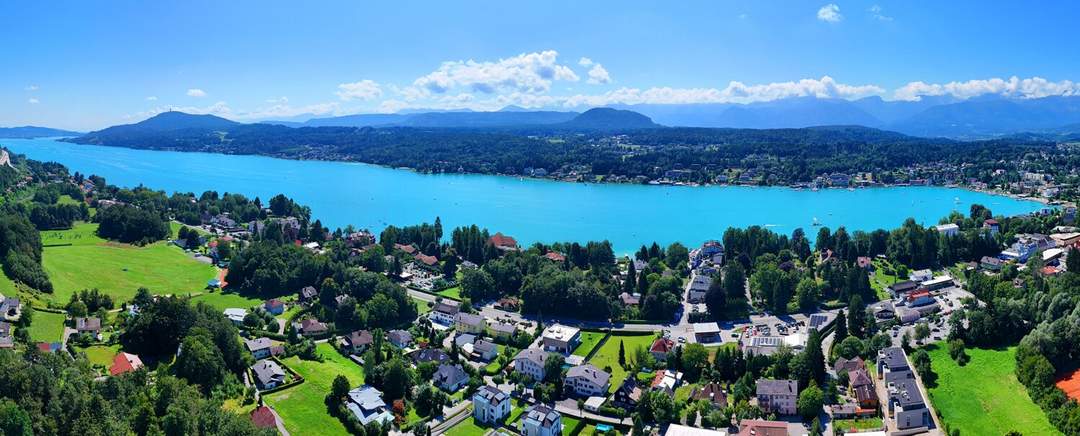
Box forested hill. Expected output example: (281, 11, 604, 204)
(65, 111, 1056, 184)
(0, 126, 82, 138)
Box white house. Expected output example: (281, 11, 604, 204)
(346, 385, 395, 426)
(565, 364, 611, 397)
(430, 300, 460, 325)
(513, 348, 549, 381)
(473, 386, 511, 424)
(756, 379, 798, 416)
(520, 404, 562, 436)
(935, 223, 960, 237)
(224, 308, 247, 325)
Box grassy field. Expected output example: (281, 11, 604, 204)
(78, 344, 121, 367)
(413, 297, 433, 315)
(572, 331, 607, 357)
(27, 310, 66, 342)
(264, 343, 365, 436)
(926, 345, 1058, 436)
(870, 259, 900, 301)
(586, 332, 657, 393)
(191, 291, 264, 312)
(437, 286, 462, 300)
(40, 223, 216, 304)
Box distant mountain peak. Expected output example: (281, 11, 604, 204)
(562, 108, 660, 130)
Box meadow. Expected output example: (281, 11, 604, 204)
(40, 223, 216, 304)
(585, 332, 657, 392)
(925, 345, 1058, 436)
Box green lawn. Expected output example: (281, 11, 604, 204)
(870, 259, 899, 301)
(26, 310, 66, 343)
(40, 223, 216, 304)
(586, 332, 657, 393)
(444, 417, 490, 436)
(833, 417, 883, 432)
(572, 331, 607, 357)
(926, 345, 1058, 436)
(78, 344, 121, 367)
(437, 286, 462, 300)
(264, 343, 366, 436)
(191, 291, 264, 312)
(414, 297, 433, 315)
(562, 416, 584, 435)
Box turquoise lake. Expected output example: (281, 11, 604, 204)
(1, 138, 1046, 254)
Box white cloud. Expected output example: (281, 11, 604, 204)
(408, 50, 579, 97)
(25, 85, 38, 91)
(27, 98, 39, 104)
(817, 4, 843, 22)
(562, 76, 882, 107)
(265, 96, 289, 104)
(336, 80, 383, 101)
(586, 64, 612, 85)
(578, 57, 594, 67)
(893, 76, 1080, 101)
(145, 96, 158, 101)
(186, 88, 207, 97)
(869, 5, 893, 21)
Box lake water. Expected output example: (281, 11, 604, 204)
(1, 137, 1046, 254)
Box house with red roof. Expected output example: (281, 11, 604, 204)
(110, 352, 144, 376)
(250, 405, 277, 429)
(488, 232, 518, 251)
(650, 337, 675, 361)
(544, 251, 565, 262)
(414, 253, 439, 267)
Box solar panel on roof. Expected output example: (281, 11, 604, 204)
(809, 314, 827, 329)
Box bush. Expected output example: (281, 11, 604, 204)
(94, 205, 169, 244)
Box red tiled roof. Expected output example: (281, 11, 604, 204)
(395, 243, 417, 254)
(489, 232, 518, 249)
(415, 253, 438, 266)
(544, 252, 565, 262)
(110, 352, 144, 376)
(650, 337, 675, 354)
(250, 406, 277, 429)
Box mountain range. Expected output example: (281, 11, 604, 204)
(252, 94, 1080, 139)
(0, 126, 83, 138)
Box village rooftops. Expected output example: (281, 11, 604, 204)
(475, 385, 509, 404)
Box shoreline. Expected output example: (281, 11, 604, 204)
(27, 137, 1063, 208)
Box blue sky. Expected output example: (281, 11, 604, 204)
(3, 0, 1080, 130)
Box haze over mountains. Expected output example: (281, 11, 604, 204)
(261, 94, 1080, 139)
(0, 126, 83, 138)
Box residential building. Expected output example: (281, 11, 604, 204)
(519, 404, 562, 436)
(612, 378, 642, 410)
(887, 280, 920, 298)
(473, 339, 498, 361)
(513, 348, 549, 381)
(75, 317, 102, 336)
(409, 348, 450, 365)
(877, 347, 910, 379)
(342, 330, 374, 354)
(473, 386, 511, 425)
(245, 337, 274, 359)
(755, 379, 798, 415)
(434, 364, 470, 392)
(0, 297, 20, 321)
(690, 383, 728, 408)
(488, 321, 516, 339)
(833, 356, 866, 374)
(430, 300, 460, 325)
(984, 219, 1000, 234)
(886, 376, 931, 430)
(619, 292, 640, 306)
(252, 360, 286, 390)
(346, 385, 394, 426)
(935, 223, 960, 237)
(293, 319, 328, 336)
(387, 329, 413, 348)
(687, 274, 712, 303)
(736, 419, 788, 436)
(650, 337, 676, 362)
(650, 369, 683, 395)
(455, 312, 486, 334)
(263, 299, 285, 315)
(565, 364, 611, 397)
(908, 269, 933, 283)
(980, 256, 1004, 271)
(224, 308, 247, 325)
(541, 324, 581, 354)
(109, 352, 144, 376)
(489, 232, 519, 251)
(299, 286, 318, 303)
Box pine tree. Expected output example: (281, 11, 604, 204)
(618, 340, 626, 368)
(835, 309, 848, 343)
